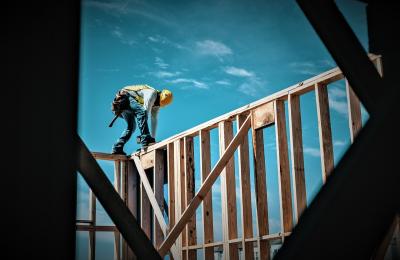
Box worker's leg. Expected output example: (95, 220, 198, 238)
(130, 101, 154, 146)
(111, 109, 136, 154)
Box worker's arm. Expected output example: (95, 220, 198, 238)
(142, 89, 157, 113)
(142, 89, 158, 138)
(150, 107, 159, 138)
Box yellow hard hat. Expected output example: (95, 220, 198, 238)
(160, 89, 173, 107)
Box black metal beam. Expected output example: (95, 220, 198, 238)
(295, 0, 382, 114)
(77, 136, 162, 260)
(274, 1, 400, 259)
(274, 74, 400, 259)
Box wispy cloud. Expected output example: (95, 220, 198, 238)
(224, 66, 254, 77)
(148, 35, 186, 50)
(328, 86, 348, 117)
(304, 146, 321, 157)
(289, 59, 335, 76)
(111, 26, 136, 46)
(334, 140, 347, 147)
(238, 77, 265, 97)
(154, 57, 169, 69)
(151, 71, 181, 78)
(215, 80, 231, 86)
(85, 1, 177, 27)
(223, 66, 266, 96)
(171, 78, 209, 89)
(196, 40, 232, 59)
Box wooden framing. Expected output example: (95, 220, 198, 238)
(315, 83, 334, 183)
(126, 161, 138, 260)
(77, 54, 383, 260)
(89, 189, 96, 260)
(199, 129, 214, 260)
(251, 113, 270, 259)
(237, 114, 254, 260)
(346, 81, 362, 143)
(184, 137, 197, 259)
(154, 150, 165, 248)
(275, 100, 293, 233)
(288, 94, 307, 223)
(219, 121, 239, 260)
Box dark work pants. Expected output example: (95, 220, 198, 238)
(112, 97, 153, 152)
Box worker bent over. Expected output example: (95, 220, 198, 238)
(110, 84, 173, 155)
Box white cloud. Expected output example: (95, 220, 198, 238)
(329, 87, 347, 99)
(329, 99, 348, 117)
(154, 57, 169, 69)
(304, 146, 321, 157)
(196, 40, 232, 58)
(148, 35, 186, 50)
(238, 76, 265, 97)
(151, 71, 181, 78)
(224, 66, 254, 77)
(111, 27, 136, 46)
(328, 86, 348, 117)
(289, 59, 335, 76)
(334, 140, 347, 146)
(85, 1, 177, 27)
(215, 80, 231, 86)
(171, 78, 208, 89)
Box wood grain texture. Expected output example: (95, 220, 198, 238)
(237, 114, 254, 260)
(315, 83, 334, 183)
(200, 129, 214, 260)
(288, 94, 306, 223)
(275, 100, 293, 232)
(251, 112, 270, 259)
(219, 121, 239, 260)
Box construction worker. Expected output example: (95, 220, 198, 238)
(111, 84, 173, 155)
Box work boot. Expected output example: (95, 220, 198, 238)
(111, 148, 126, 156)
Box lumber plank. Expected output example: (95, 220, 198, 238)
(315, 83, 334, 182)
(288, 94, 307, 223)
(237, 114, 254, 260)
(275, 100, 293, 232)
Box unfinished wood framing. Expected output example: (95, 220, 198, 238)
(251, 112, 270, 259)
(199, 129, 214, 260)
(77, 55, 383, 260)
(127, 161, 138, 260)
(219, 120, 239, 260)
(288, 94, 307, 223)
(167, 143, 176, 229)
(174, 139, 184, 260)
(154, 150, 165, 248)
(315, 83, 334, 183)
(275, 100, 293, 232)
(252, 102, 275, 130)
(184, 137, 197, 259)
(140, 170, 152, 239)
(121, 161, 129, 260)
(89, 190, 96, 260)
(346, 80, 362, 143)
(237, 114, 254, 260)
(158, 115, 251, 257)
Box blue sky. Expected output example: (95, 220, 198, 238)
(77, 0, 369, 259)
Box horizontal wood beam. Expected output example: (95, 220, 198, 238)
(158, 114, 252, 257)
(92, 152, 129, 161)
